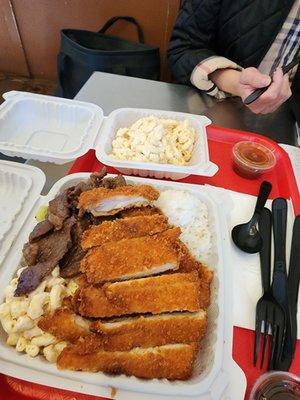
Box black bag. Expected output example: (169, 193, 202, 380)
(56, 16, 160, 98)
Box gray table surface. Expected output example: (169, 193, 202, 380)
(9, 72, 299, 193)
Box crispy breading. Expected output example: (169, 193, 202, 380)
(76, 271, 201, 318)
(156, 227, 181, 241)
(176, 240, 213, 308)
(176, 240, 204, 274)
(80, 228, 180, 284)
(38, 308, 90, 342)
(90, 310, 207, 351)
(57, 342, 198, 380)
(118, 206, 161, 218)
(81, 214, 170, 250)
(65, 334, 104, 355)
(198, 267, 213, 309)
(78, 185, 159, 216)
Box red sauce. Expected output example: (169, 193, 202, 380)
(241, 147, 270, 165)
(232, 141, 276, 179)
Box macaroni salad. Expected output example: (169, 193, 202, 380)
(0, 266, 76, 362)
(111, 116, 196, 165)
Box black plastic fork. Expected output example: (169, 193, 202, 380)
(254, 208, 286, 369)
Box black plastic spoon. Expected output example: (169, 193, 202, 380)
(232, 181, 272, 253)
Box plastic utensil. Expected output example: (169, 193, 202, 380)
(254, 208, 286, 370)
(231, 181, 272, 253)
(253, 208, 272, 368)
(277, 215, 300, 370)
(244, 55, 300, 105)
(254, 208, 272, 367)
(271, 198, 289, 369)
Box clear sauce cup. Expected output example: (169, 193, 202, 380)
(249, 372, 300, 400)
(232, 141, 276, 179)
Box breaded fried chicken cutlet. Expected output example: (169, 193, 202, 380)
(81, 214, 170, 249)
(118, 205, 161, 219)
(90, 310, 207, 351)
(57, 342, 198, 380)
(75, 271, 201, 318)
(176, 240, 213, 309)
(38, 308, 90, 343)
(78, 185, 159, 216)
(80, 228, 181, 283)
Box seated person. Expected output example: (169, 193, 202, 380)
(168, 0, 299, 114)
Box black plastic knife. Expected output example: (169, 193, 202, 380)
(277, 215, 300, 370)
(271, 198, 289, 369)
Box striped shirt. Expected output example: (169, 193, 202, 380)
(191, 1, 300, 99)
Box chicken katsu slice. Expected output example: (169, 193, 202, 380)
(38, 308, 90, 343)
(176, 240, 213, 308)
(198, 267, 214, 309)
(118, 205, 161, 219)
(90, 310, 207, 351)
(76, 271, 201, 318)
(78, 185, 159, 216)
(81, 214, 169, 250)
(57, 342, 198, 380)
(176, 240, 205, 275)
(80, 228, 180, 283)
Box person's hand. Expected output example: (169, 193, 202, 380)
(210, 66, 292, 114)
(238, 67, 292, 114)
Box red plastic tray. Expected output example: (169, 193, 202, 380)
(1, 125, 300, 400)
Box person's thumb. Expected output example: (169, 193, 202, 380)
(240, 67, 271, 88)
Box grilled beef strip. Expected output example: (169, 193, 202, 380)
(29, 220, 54, 243)
(59, 217, 90, 278)
(15, 217, 76, 296)
(102, 175, 126, 189)
(23, 242, 39, 265)
(47, 191, 71, 230)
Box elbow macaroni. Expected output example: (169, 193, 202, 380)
(110, 116, 196, 166)
(43, 341, 68, 363)
(0, 266, 73, 360)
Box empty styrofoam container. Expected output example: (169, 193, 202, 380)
(0, 91, 104, 164)
(95, 108, 219, 180)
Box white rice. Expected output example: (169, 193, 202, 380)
(155, 190, 212, 263)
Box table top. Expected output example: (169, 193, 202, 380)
(24, 71, 297, 193)
(77, 72, 297, 145)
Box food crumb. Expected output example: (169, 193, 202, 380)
(110, 387, 117, 398)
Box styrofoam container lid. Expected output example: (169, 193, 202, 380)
(0, 91, 104, 164)
(95, 108, 219, 179)
(0, 160, 45, 264)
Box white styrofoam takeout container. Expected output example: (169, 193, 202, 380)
(96, 108, 218, 180)
(0, 162, 246, 400)
(0, 161, 45, 265)
(0, 91, 218, 180)
(0, 91, 104, 164)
